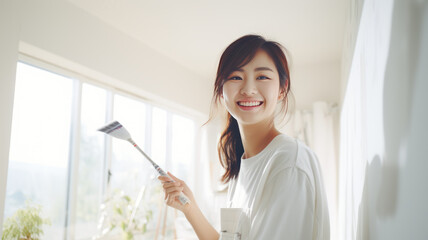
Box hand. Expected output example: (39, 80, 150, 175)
(158, 172, 196, 213)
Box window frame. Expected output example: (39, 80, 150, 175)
(11, 54, 200, 240)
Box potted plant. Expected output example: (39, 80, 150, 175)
(2, 201, 51, 240)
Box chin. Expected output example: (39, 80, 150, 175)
(236, 117, 265, 126)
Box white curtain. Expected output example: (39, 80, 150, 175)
(337, 0, 395, 239)
(288, 101, 339, 240)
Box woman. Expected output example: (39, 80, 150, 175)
(159, 34, 330, 240)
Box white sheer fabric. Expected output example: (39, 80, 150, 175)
(337, 0, 394, 239)
(286, 101, 339, 240)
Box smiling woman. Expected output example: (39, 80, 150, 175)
(158, 34, 330, 240)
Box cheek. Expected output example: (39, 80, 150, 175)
(261, 84, 280, 101)
(222, 83, 236, 101)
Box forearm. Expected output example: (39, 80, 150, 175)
(183, 202, 219, 240)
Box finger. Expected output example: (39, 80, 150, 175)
(165, 186, 184, 195)
(163, 185, 181, 195)
(167, 172, 181, 182)
(164, 188, 184, 202)
(162, 181, 180, 189)
(166, 192, 180, 205)
(170, 189, 184, 199)
(158, 175, 173, 183)
(167, 192, 183, 205)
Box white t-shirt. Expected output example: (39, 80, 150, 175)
(225, 134, 330, 240)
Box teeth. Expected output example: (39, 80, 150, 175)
(238, 101, 262, 107)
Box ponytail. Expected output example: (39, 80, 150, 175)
(218, 113, 243, 183)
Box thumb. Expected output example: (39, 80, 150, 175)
(167, 171, 181, 182)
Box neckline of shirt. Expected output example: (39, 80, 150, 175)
(240, 133, 291, 166)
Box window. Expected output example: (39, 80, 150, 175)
(3, 60, 197, 240)
(151, 107, 167, 169)
(110, 94, 148, 197)
(5, 62, 73, 238)
(171, 114, 195, 189)
(75, 83, 107, 239)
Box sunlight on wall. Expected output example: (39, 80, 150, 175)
(338, 0, 394, 239)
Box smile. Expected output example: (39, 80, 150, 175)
(237, 101, 263, 107)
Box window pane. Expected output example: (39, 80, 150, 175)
(4, 62, 73, 238)
(96, 94, 163, 238)
(111, 94, 150, 197)
(171, 114, 195, 189)
(75, 83, 107, 239)
(151, 107, 167, 169)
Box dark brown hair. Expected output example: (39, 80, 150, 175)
(210, 34, 291, 183)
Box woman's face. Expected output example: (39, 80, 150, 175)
(222, 49, 283, 126)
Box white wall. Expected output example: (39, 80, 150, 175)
(292, 61, 341, 110)
(0, 0, 20, 234)
(19, 0, 212, 117)
(339, 0, 428, 239)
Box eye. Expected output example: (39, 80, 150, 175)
(228, 76, 242, 80)
(257, 76, 270, 80)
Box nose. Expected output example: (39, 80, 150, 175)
(240, 78, 257, 96)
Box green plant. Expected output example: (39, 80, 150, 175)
(93, 188, 155, 240)
(2, 201, 51, 240)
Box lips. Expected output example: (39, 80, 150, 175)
(236, 100, 264, 111)
(237, 101, 263, 107)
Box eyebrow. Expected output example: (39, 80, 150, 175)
(235, 67, 274, 72)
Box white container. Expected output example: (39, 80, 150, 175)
(219, 208, 242, 240)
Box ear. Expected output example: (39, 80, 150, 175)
(278, 89, 285, 101)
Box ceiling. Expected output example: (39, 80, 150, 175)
(66, 0, 348, 80)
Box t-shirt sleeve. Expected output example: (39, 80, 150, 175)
(249, 167, 316, 240)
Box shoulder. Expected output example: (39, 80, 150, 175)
(266, 134, 315, 171)
(295, 138, 320, 175)
(266, 135, 320, 191)
(267, 134, 298, 167)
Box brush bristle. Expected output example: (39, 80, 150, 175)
(98, 121, 132, 140)
(98, 121, 122, 134)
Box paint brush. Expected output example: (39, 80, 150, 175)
(98, 120, 190, 205)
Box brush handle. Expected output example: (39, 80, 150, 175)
(128, 139, 190, 205)
(156, 166, 190, 205)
